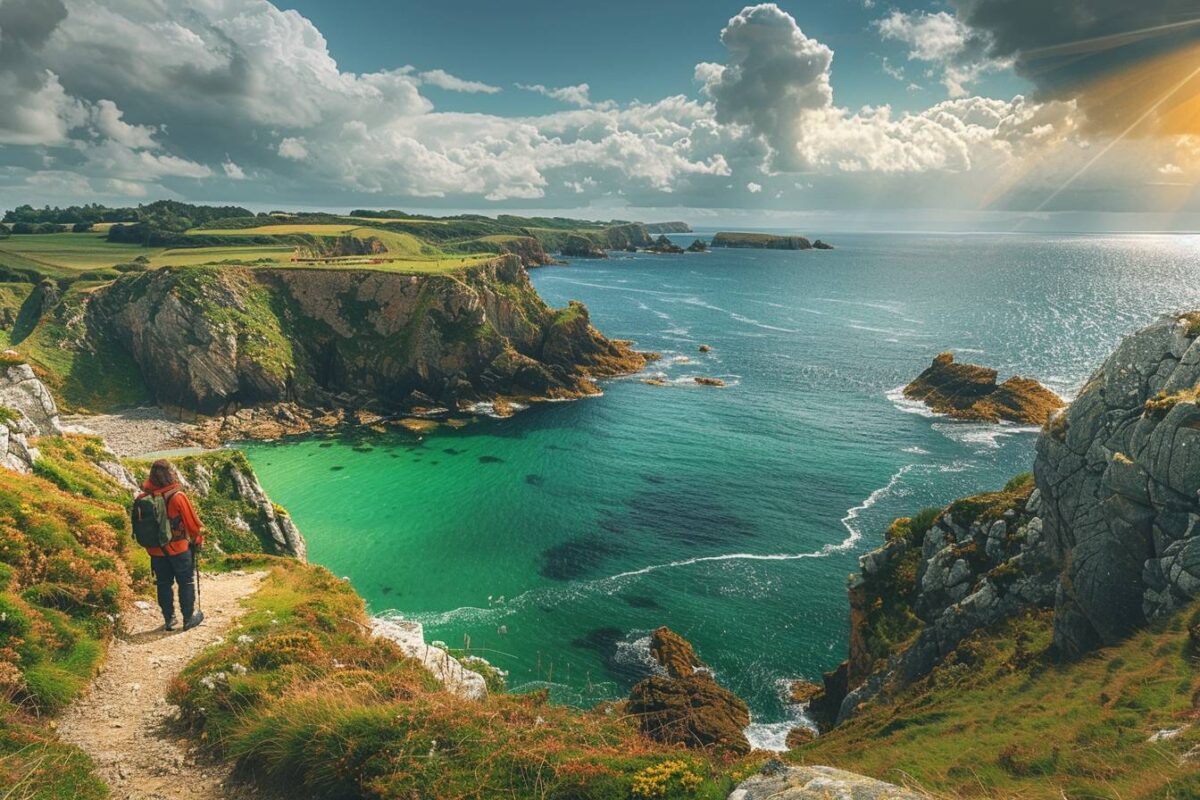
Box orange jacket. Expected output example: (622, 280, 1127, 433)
(139, 480, 204, 556)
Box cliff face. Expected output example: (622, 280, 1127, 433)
(85, 256, 649, 416)
(822, 312, 1200, 726)
(1036, 313, 1200, 656)
(903, 352, 1064, 425)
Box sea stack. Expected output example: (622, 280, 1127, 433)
(903, 352, 1064, 425)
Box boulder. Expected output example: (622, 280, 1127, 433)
(626, 674, 751, 754)
(903, 352, 1064, 424)
(729, 763, 925, 799)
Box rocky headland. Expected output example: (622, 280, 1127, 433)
(710, 232, 821, 250)
(560, 234, 608, 259)
(644, 221, 692, 234)
(63, 255, 650, 443)
(903, 352, 1064, 425)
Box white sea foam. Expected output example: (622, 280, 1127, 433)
(613, 634, 667, 678)
(840, 463, 924, 546)
(885, 385, 938, 418)
(901, 445, 930, 455)
(931, 421, 1040, 450)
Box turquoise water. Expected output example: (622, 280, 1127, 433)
(242, 232, 1200, 744)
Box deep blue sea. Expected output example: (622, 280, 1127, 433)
(243, 231, 1200, 747)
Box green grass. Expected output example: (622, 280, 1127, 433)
(0, 283, 35, 347)
(0, 233, 157, 274)
(171, 561, 746, 800)
(273, 255, 491, 274)
(795, 607, 1200, 799)
(151, 245, 294, 267)
(16, 285, 150, 413)
(186, 223, 360, 236)
(0, 436, 146, 799)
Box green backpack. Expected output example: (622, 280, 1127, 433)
(131, 489, 178, 549)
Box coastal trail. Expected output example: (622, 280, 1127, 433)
(58, 570, 267, 800)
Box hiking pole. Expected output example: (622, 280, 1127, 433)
(193, 544, 202, 614)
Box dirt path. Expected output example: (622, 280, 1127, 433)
(58, 570, 267, 800)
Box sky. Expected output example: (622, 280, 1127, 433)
(1, 0, 1200, 230)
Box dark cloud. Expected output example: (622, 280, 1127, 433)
(0, 0, 67, 77)
(951, 0, 1200, 93)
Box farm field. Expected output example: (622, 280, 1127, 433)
(185, 223, 360, 236)
(152, 245, 295, 267)
(0, 232, 153, 274)
(0, 226, 495, 277)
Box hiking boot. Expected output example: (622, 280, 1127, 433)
(164, 615, 179, 631)
(183, 611, 205, 631)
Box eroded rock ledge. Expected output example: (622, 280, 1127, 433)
(903, 351, 1064, 425)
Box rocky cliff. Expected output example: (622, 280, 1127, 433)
(903, 352, 1064, 425)
(644, 222, 691, 234)
(1036, 312, 1200, 656)
(83, 256, 649, 418)
(816, 312, 1200, 726)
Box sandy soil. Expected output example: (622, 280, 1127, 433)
(57, 570, 267, 800)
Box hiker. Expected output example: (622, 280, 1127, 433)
(131, 459, 205, 631)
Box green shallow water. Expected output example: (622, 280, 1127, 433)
(243, 231, 1200, 746)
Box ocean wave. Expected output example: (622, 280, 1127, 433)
(613, 634, 668, 678)
(815, 297, 904, 314)
(931, 421, 1040, 450)
(885, 385, 938, 418)
(666, 296, 800, 334)
(840, 463, 926, 546)
(901, 445, 930, 455)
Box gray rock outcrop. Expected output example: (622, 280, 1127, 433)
(225, 461, 307, 560)
(0, 355, 65, 472)
(729, 763, 925, 800)
(836, 484, 1056, 723)
(1036, 312, 1200, 656)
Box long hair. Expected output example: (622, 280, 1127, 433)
(148, 459, 177, 488)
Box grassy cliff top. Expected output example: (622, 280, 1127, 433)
(0, 206, 663, 281)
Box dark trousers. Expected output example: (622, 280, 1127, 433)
(151, 548, 195, 622)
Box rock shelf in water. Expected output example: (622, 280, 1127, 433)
(903, 351, 1064, 425)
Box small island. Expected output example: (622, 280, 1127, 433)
(645, 234, 685, 254)
(710, 231, 827, 250)
(903, 352, 1064, 425)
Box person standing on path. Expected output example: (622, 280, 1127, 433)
(134, 459, 206, 631)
